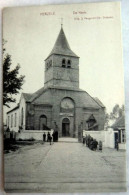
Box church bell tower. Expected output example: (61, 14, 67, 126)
(44, 26, 79, 89)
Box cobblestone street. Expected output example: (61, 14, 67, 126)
(4, 138, 126, 193)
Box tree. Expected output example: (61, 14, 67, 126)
(109, 104, 124, 120)
(105, 113, 109, 123)
(3, 43, 25, 108)
(112, 104, 120, 118)
(104, 112, 110, 128)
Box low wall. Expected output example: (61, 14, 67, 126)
(119, 143, 126, 150)
(83, 130, 105, 143)
(104, 128, 117, 148)
(16, 130, 54, 141)
(83, 129, 117, 148)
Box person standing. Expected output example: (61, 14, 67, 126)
(47, 132, 50, 142)
(52, 131, 55, 142)
(116, 139, 119, 151)
(83, 136, 85, 145)
(98, 141, 102, 152)
(85, 135, 88, 147)
(43, 132, 46, 142)
(49, 135, 52, 145)
(93, 139, 98, 151)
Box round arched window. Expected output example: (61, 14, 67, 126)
(39, 115, 47, 130)
(61, 97, 74, 113)
(67, 60, 71, 68)
(62, 59, 66, 67)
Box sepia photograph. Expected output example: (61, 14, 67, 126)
(2, 2, 126, 193)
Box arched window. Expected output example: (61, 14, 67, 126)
(67, 60, 71, 68)
(60, 97, 74, 113)
(21, 108, 24, 126)
(62, 59, 66, 67)
(39, 115, 47, 130)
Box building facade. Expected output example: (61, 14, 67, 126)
(7, 26, 105, 140)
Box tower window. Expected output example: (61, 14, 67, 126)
(67, 60, 71, 68)
(62, 59, 66, 67)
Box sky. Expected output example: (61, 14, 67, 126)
(3, 2, 125, 118)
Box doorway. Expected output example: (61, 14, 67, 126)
(62, 118, 70, 137)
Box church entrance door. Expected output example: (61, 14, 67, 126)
(62, 118, 70, 137)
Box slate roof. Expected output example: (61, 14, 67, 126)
(93, 97, 105, 108)
(46, 27, 79, 59)
(7, 105, 19, 114)
(22, 88, 45, 103)
(78, 92, 101, 109)
(22, 93, 32, 101)
(111, 115, 125, 129)
(21, 86, 104, 110)
(29, 87, 45, 102)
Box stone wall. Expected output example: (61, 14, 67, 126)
(104, 128, 116, 148)
(16, 130, 54, 141)
(83, 130, 105, 144)
(83, 129, 124, 149)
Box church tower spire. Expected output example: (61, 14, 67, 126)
(46, 26, 78, 59)
(44, 26, 79, 89)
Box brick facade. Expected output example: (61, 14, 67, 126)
(26, 88, 105, 139)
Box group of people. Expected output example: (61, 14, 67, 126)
(83, 135, 102, 151)
(43, 131, 58, 145)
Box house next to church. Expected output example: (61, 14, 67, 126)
(6, 26, 105, 141)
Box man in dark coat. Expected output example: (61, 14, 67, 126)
(43, 132, 46, 142)
(47, 132, 50, 142)
(53, 131, 55, 142)
(99, 141, 102, 151)
(49, 135, 52, 145)
(85, 135, 88, 147)
(83, 136, 85, 145)
(116, 139, 119, 151)
(93, 139, 98, 151)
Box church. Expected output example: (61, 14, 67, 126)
(7, 26, 105, 140)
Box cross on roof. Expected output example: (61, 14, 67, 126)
(61, 18, 63, 28)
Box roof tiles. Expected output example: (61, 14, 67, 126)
(46, 27, 79, 59)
